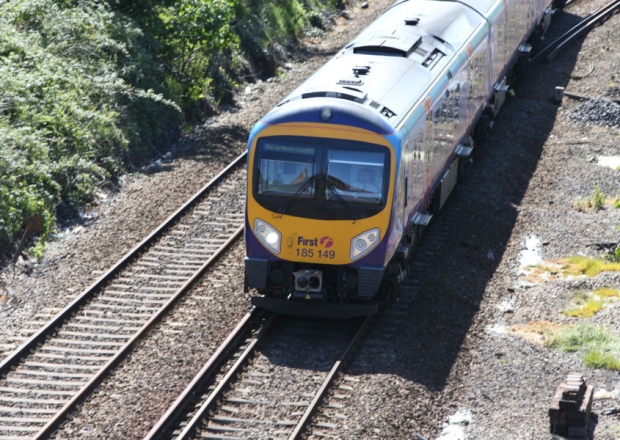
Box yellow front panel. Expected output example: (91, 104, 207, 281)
(247, 123, 395, 265)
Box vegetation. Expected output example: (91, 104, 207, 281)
(563, 288, 619, 319)
(561, 255, 620, 277)
(607, 243, 620, 262)
(546, 324, 620, 371)
(563, 298, 603, 318)
(574, 185, 606, 212)
(0, 0, 341, 259)
(524, 254, 620, 283)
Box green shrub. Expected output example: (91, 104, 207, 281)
(1, 0, 343, 259)
(0, 0, 179, 257)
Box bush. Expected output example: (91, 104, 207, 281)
(1, 0, 343, 259)
(0, 0, 179, 257)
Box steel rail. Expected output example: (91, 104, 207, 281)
(546, 0, 620, 61)
(34, 225, 245, 439)
(144, 307, 263, 440)
(172, 313, 278, 440)
(0, 151, 247, 378)
(288, 315, 373, 440)
(532, 0, 620, 63)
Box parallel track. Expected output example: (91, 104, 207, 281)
(147, 314, 372, 440)
(533, 0, 620, 62)
(0, 153, 247, 439)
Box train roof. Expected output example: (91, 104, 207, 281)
(269, 0, 488, 129)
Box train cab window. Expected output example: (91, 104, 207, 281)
(326, 150, 385, 204)
(256, 143, 316, 196)
(253, 136, 390, 220)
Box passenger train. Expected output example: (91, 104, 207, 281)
(244, 0, 561, 317)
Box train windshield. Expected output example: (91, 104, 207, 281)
(254, 136, 390, 220)
(326, 150, 385, 204)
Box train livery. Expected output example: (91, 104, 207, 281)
(244, 0, 559, 317)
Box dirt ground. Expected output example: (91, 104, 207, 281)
(1, 0, 619, 439)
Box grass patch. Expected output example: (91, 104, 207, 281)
(546, 324, 620, 371)
(563, 288, 619, 318)
(584, 351, 620, 370)
(564, 299, 603, 318)
(562, 256, 620, 277)
(596, 287, 620, 298)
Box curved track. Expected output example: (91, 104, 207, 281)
(0, 154, 247, 439)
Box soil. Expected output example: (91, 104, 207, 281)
(1, 0, 619, 439)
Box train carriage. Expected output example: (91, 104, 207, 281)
(244, 0, 559, 317)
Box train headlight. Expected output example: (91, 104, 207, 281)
(319, 107, 333, 122)
(254, 219, 281, 254)
(350, 228, 380, 260)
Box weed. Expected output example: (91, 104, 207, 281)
(607, 243, 620, 263)
(596, 287, 620, 298)
(546, 324, 618, 351)
(546, 324, 620, 371)
(563, 256, 620, 277)
(593, 186, 605, 211)
(563, 288, 620, 318)
(584, 351, 620, 371)
(564, 300, 603, 318)
(574, 186, 606, 212)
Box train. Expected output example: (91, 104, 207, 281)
(244, 0, 561, 317)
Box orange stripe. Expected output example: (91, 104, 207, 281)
(423, 97, 433, 115)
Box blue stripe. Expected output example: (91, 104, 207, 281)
(260, 99, 395, 135)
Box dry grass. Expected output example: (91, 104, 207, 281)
(508, 321, 567, 345)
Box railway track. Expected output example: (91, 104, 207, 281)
(143, 204, 458, 440)
(0, 153, 248, 439)
(146, 312, 372, 439)
(533, 0, 620, 62)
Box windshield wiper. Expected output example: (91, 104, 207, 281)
(279, 174, 320, 214)
(326, 178, 359, 221)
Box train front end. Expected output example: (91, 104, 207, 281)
(244, 100, 398, 318)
